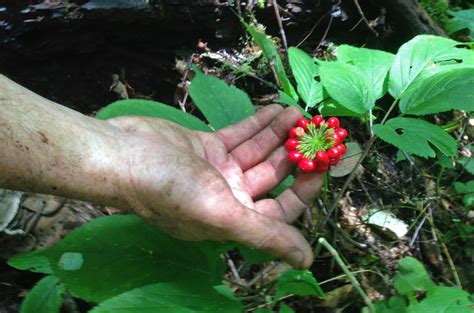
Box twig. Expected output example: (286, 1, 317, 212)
(315, 13, 334, 52)
(178, 54, 196, 112)
(353, 0, 379, 36)
(315, 238, 374, 312)
(272, 0, 288, 53)
(246, 262, 280, 288)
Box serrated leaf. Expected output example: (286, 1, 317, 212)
(288, 47, 323, 107)
(329, 142, 362, 177)
(447, 9, 474, 38)
(275, 269, 324, 302)
(244, 24, 298, 100)
(320, 61, 375, 114)
(336, 45, 394, 99)
(8, 251, 53, 274)
(459, 156, 474, 174)
(21, 275, 64, 313)
(454, 181, 474, 206)
(393, 257, 435, 295)
(96, 99, 212, 132)
(189, 71, 255, 130)
(373, 118, 457, 158)
(399, 65, 474, 115)
(11, 215, 226, 303)
(406, 286, 474, 313)
(389, 35, 473, 99)
(90, 282, 242, 313)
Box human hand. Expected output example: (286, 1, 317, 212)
(107, 105, 323, 269)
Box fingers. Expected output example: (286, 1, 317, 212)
(243, 147, 292, 199)
(254, 172, 324, 223)
(226, 207, 314, 269)
(216, 104, 283, 151)
(230, 106, 302, 171)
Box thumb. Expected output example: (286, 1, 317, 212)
(226, 206, 314, 269)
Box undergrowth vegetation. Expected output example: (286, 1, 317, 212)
(7, 14, 474, 313)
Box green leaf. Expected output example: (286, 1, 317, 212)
(58, 252, 83, 271)
(270, 175, 295, 197)
(459, 156, 474, 175)
(15, 215, 226, 303)
(372, 296, 408, 313)
(288, 47, 322, 107)
(275, 91, 311, 118)
(388, 35, 473, 99)
(90, 282, 242, 313)
(336, 45, 394, 99)
(279, 304, 295, 313)
(189, 70, 255, 130)
(398, 65, 474, 115)
(96, 99, 212, 132)
(244, 23, 298, 100)
(406, 286, 474, 313)
(393, 257, 435, 295)
(447, 9, 474, 38)
(275, 269, 324, 302)
(254, 309, 273, 313)
(373, 118, 457, 158)
(237, 243, 276, 264)
(319, 61, 375, 114)
(8, 251, 53, 274)
(21, 275, 64, 313)
(318, 99, 365, 117)
(454, 181, 474, 206)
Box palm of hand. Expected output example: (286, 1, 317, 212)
(108, 105, 322, 268)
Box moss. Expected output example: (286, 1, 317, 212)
(419, 0, 450, 28)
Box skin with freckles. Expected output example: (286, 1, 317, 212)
(0, 74, 323, 269)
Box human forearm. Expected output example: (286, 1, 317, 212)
(0, 74, 125, 206)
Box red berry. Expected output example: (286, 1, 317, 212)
(311, 115, 324, 127)
(329, 155, 341, 166)
(335, 127, 348, 140)
(326, 132, 342, 146)
(298, 158, 316, 172)
(289, 127, 298, 138)
(288, 150, 303, 163)
(328, 147, 341, 159)
(297, 118, 310, 131)
(285, 138, 299, 151)
(315, 150, 330, 165)
(314, 163, 329, 173)
(327, 117, 340, 129)
(336, 143, 346, 155)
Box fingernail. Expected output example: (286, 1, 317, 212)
(287, 249, 305, 269)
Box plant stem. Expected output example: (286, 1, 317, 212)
(316, 238, 375, 312)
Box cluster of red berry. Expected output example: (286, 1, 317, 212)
(284, 116, 348, 173)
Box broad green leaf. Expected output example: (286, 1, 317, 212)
(58, 252, 83, 271)
(399, 65, 474, 115)
(318, 99, 364, 117)
(8, 250, 53, 274)
(447, 9, 474, 38)
(189, 70, 255, 130)
(244, 23, 298, 100)
(459, 156, 474, 175)
(393, 257, 435, 295)
(254, 309, 273, 313)
(275, 91, 311, 118)
(96, 99, 211, 132)
(336, 45, 394, 99)
(90, 282, 242, 313)
(371, 296, 407, 313)
(389, 35, 473, 99)
(279, 304, 295, 313)
(275, 269, 324, 302)
(288, 47, 322, 107)
(12, 215, 226, 302)
(21, 275, 64, 313)
(406, 286, 474, 313)
(454, 181, 474, 206)
(373, 118, 457, 158)
(319, 61, 375, 114)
